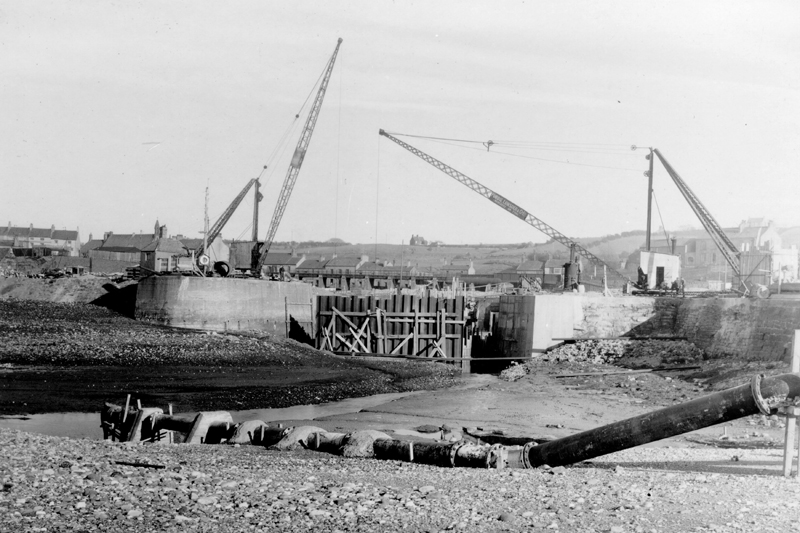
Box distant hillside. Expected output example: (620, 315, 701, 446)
(273, 226, 798, 276)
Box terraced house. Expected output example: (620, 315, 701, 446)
(0, 223, 81, 257)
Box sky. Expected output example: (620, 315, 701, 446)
(2, 1, 798, 247)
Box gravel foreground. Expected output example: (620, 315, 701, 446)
(3, 428, 800, 533)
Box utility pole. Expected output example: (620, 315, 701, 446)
(203, 186, 209, 276)
(645, 147, 654, 251)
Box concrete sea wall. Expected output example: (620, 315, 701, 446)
(135, 276, 325, 335)
(499, 294, 800, 362)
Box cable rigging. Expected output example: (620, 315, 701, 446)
(384, 131, 646, 172)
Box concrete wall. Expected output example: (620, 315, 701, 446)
(135, 276, 325, 335)
(498, 293, 800, 363)
(500, 294, 659, 356)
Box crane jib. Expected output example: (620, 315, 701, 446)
(489, 193, 528, 221)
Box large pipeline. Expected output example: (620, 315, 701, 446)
(528, 373, 800, 468)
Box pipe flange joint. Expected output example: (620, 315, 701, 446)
(486, 443, 504, 469)
(449, 442, 467, 467)
(751, 374, 772, 415)
(521, 441, 538, 469)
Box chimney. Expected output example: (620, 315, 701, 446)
(50, 224, 55, 238)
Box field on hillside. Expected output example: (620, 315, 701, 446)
(282, 233, 644, 274)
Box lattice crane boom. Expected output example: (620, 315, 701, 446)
(653, 149, 740, 277)
(197, 178, 257, 259)
(379, 130, 631, 285)
(254, 38, 343, 274)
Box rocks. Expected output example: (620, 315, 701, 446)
(0, 425, 783, 532)
(543, 339, 705, 367)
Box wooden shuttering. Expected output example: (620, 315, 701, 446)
(317, 294, 466, 359)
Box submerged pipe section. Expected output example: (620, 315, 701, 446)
(528, 373, 800, 468)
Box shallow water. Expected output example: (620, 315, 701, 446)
(0, 390, 423, 440)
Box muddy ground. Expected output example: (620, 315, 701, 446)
(0, 299, 457, 415)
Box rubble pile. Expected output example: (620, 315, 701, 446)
(545, 339, 705, 368)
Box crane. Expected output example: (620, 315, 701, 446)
(378, 130, 631, 286)
(652, 150, 741, 277)
(254, 38, 343, 275)
(196, 177, 258, 265)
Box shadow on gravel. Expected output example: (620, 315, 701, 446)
(585, 458, 784, 476)
(90, 283, 138, 317)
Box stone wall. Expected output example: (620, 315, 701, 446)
(499, 294, 800, 363)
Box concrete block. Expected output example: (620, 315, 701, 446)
(185, 411, 234, 444)
(228, 420, 269, 445)
(125, 407, 164, 442)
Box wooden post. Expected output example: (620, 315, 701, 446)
(376, 307, 384, 354)
(122, 394, 131, 424)
(783, 331, 800, 477)
(412, 301, 419, 357)
(168, 404, 174, 444)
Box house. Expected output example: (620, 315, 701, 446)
(295, 256, 329, 277)
(0, 223, 81, 257)
(541, 258, 564, 276)
(438, 260, 475, 277)
(80, 234, 104, 258)
(409, 234, 428, 246)
(92, 232, 156, 262)
(140, 237, 189, 273)
(323, 255, 368, 275)
(91, 220, 171, 262)
(260, 251, 306, 277)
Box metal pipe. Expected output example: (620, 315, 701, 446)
(528, 373, 800, 468)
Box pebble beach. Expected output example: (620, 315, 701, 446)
(3, 428, 800, 533)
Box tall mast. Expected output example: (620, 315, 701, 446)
(645, 147, 654, 251)
(252, 177, 261, 242)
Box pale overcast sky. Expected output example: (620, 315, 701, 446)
(2, 1, 798, 245)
